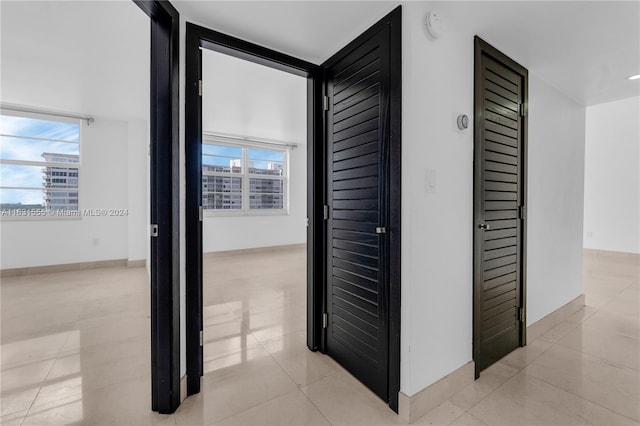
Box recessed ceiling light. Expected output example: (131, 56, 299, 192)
(628, 74, 640, 80)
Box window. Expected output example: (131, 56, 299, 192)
(0, 110, 81, 218)
(202, 140, 288, 215)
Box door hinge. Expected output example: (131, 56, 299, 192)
(199, 330, 203, 346)
(520, 103, 527, 117)
(198, 80, 203, 96)
(323, 205, 329, 220)
(150, 224, 158, 237)
(518, 307, 525, 321)
(323, 95, 329, 111)
(306, 217, 310, 227)
(518, 205, 526, 220)
(322, 313, 328, 329)
(199, 205, 203, 222)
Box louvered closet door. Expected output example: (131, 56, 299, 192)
(325, 26, 390, 400)
(475, 51, 525, 373)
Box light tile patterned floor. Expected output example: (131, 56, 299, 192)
(1, 248, 638, 425)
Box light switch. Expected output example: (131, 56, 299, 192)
(426, 169, 437, 193)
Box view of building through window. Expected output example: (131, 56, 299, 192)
(202, 142, 287, 212)
(41, 153, 79, 210)
(0, 112, 81, 215)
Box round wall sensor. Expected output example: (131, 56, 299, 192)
(426, 11, 443, 38)
(457, 114, 469, 130)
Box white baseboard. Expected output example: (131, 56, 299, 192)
(180, 375, 187, 403)
(203, 243, 306, 258)
(583, 248, 640, 259)
(526, 294, 585, 342)
(127, 259, 146, 268)
(1, 258, 128, 277)
(398, 362, 475, 423)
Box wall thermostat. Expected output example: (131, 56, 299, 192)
(457, 114, 469, 130)
(426, 11, 443, 38)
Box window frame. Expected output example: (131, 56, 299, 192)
(0, 109, 83, 221)
(202, 137, 290, 217)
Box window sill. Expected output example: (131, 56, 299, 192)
(204, 210, 289, 218)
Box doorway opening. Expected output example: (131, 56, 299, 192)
(198, 48, 312, 379)
(184, 22, 320, 399)
(185, 7, 401, 412)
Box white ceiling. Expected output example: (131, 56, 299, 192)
(176, 0, 639, 106)
(1, 0, 636, 117)
(174, 1, 399, 65)
(0, 1, 149, 121)
(437, 1, 640, 106)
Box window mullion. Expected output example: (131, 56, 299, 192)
(243, 147, 249, 213)
(285, 148, 289, 213)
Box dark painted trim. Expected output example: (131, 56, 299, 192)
(184, 22, 320, 396)
(473, 37, 483, 380)
(134, 0, 181, 414)
(307, 68, 325, 351)
(475, 37, 528, 80)
(386, 6, 402, 413)
(184, 24, 203, 396)
(188, 24, 315, 75)
(520, 66, 528, 347)
(473, 36, 528, 378)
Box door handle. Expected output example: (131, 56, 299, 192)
(478, 223, 491, 230)
(376, 227, 387, 234)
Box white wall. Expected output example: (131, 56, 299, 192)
(1, 117, 149, 269)
(127, 120, 149, 263)
(201, 50, 307, 252)
(400, 2, 586, 396)
(400, 2, 475, 395)
(527, 75, 586, 324)
(0, 1, 149, 122)
(0, 0, 150, 270)
(583, 97, 640, 254)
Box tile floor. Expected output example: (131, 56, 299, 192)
(1, 247, 638, 425)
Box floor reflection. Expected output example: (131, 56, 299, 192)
(2, 247, 635, 425)
(1, 266, 154, 425)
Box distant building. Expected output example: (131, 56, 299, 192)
(202, 164, 242, 210)
(42, 153, 79, 211)
(268, 163, 283, 172)
(229, 159, 247, 170)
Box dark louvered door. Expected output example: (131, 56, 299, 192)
(474, 38, 528, 375)
(324, 22, 391, 400)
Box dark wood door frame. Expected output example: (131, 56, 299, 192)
(184, 13, 400, 412)
(473, 36, 528, 378)
(134, 0, 181, 414)
(184, 22, 322, 396)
